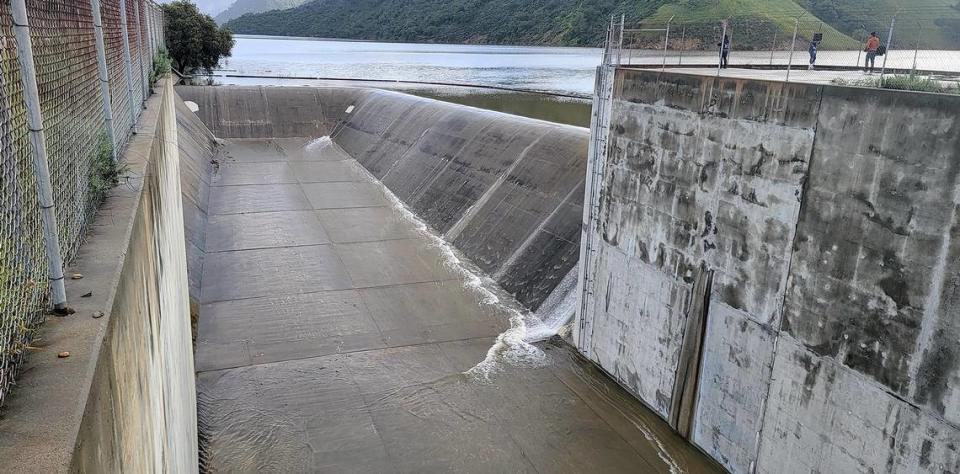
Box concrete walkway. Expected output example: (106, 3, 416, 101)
(196, 137, 722, 472)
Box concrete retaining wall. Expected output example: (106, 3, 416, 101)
(577, 68, 960, 473)
(68, 80, 212, 472)
(176, 86, 588, 309)
(0, 78, 216, 472)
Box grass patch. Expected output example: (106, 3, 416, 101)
(88, 134, 127, 202)
(832, 75, 960, 95)
(149, 48, 172, 85)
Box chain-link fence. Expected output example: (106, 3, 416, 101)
(607, 12, 960, 93)
(0, 0, 164, 408)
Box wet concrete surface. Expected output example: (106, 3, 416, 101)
(196, 138, 723, 473)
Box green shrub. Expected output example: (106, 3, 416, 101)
(149, 48, 172, 84)
(88, 134, 127, 203)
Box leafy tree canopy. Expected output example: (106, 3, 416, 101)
(163, 0, 235, 74)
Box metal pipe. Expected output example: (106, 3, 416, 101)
(132, 0, 149, 98)
(880, 17, 896, 80)
(662, 16, 674, 71)
(769, 29, 777, 66)
(911, 23, 922, 75)
(856, 27, 864, 70)
(617, 14, 625, 65)
(786, 19, 799, 82)
(89, 0, 118, 161)
(119, 0, 137, 130)
(678, 26, 685, 65)
(11, 0, 69, 312)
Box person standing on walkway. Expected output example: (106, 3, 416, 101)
(808, 37, 821, 70)
(718, 35, 731, 69)
(864, 32, 880, 73)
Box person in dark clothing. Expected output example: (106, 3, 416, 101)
(718, 35, 730, 68)
(808, 38, 820, 70)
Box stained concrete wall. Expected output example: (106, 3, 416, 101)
(179, 85, 365, 139)
(69, 80, 215, 472)
(578, 68, 960, 473)
(176, 86, 588, 310)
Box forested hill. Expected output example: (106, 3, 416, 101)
(224, 0, 960, 49)
(224, 0, 667, 46)
(214, 0, 308, 24)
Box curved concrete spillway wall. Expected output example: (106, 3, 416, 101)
(176, 86, 588, 309)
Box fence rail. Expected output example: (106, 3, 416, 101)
(0, 0, 164, 407)
(603, 14, 960, 90)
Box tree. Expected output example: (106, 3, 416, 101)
(162, 0, 235, 74)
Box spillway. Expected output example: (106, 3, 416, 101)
(175, 86, 723, 472)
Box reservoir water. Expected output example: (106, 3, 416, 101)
(215, 35, 603, 96)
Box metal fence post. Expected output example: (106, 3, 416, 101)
(119, 0, 137, 130)
(145, 2, 153, 57)
(786, 18, 799, 82)
(662, 16, 674, 71)
(132, 0, 149, 98)
(880, 17, 896, 81)
(769, 29, 777, 66)
(911, 23, 922, 76)
(10, 0, 69, 312)
(856, 28, 864, 70)
(678, 26, 685, 65)
(89, 0, 118, 161)
(617, 14, 624, 65)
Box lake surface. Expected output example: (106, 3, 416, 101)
(208, 35, 959, 127)
(216, 35, 603, 97)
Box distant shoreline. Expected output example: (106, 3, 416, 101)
(231, 34, 604, 51)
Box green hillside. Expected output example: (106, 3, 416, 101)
(225, 0, 668, 46)
(224, 0, 960, 49)
(215, 0, 308, 24)
(797, 0, 960, 49)
(645, 0, 857, 49)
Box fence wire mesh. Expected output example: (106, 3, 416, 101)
(612, 12, 960, 93)
(0, 0, 48, 406)
(0, 0, 163, 407)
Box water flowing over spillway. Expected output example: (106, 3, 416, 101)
(181, 85, 723, 472)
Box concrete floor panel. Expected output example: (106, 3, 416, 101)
(334, 238, 461, 287)
(315, 206, 419, 243)
(359, 280, 508, 346)
(205, 210, 330, 252)
(220, 139, 287, 162)
(196, 289, 386, 371)
(279, 137, 355, 162)
(290, 160, 367, 183)
(201, 245, 354, 303)
(213, 162, 298, 186)
(301, 181, 389, 209)
(209, 183, 311, 215)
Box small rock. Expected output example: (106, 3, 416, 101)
(71, 273, 84, 280)
(57, 351, 70, 358)
(92, 311, 104, 319)
(81, 291, 93, 298)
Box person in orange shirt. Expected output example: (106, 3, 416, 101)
(864, 32, 881, 73)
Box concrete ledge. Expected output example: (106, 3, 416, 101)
(0, 86, 162, 472)
(0, 77, 214, 473)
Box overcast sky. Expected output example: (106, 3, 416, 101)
(158, 0, 236, 16)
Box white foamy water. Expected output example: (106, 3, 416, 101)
(304, 135, 334, 152)
(325, 134, 578, 381)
